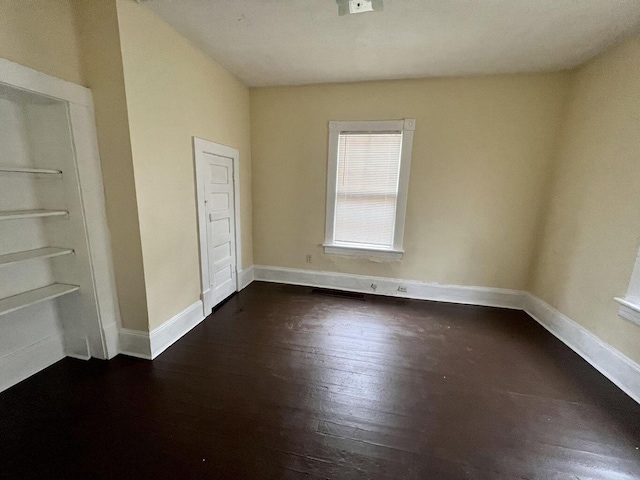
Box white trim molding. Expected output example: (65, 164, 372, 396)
(0, 335, 66, 393)
(67, 101, 122, 360)
(102, 321, 120, 359)
(324, 119, 415, 258)
(322, 244, 404, 259)
(118, 328, 151, 360)
(523, 293, 640, 404)
(149, 301, 205, 358)
(0, 59, 93, 107)
(614, 297, 640, 327)
(253, 265, 524, 310)
(616, 246, 640, 327)
(119, 300, 206, 360)
(238, 266, 255, 291)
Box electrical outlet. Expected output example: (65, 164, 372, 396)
(349, 0, 374, 14)
(337, 0, 383, 16)
(398, 286, 407, 293)
(306, 254, 312, 263)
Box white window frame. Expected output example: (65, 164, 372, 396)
(615, 246, 640, 327)
(323, 119, 415, 259)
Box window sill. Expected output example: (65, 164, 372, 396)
(323, 244, 404, 259)
(614, 297, 640, 327)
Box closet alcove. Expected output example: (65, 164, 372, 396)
(0, 60, 121, 391)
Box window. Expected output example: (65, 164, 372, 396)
(615, 247, 640, 327)
(324, 119, 415, 258)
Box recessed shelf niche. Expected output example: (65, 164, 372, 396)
(0, 59, 121, 393)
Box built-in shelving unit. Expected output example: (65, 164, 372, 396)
(1, 57, 122, 393)
(0, 209, 68, 221)
(0, 284, 80, 317)
(0, 84, 80, 378)
(0, 166, 62, 176)
(0, 247, 74, 268)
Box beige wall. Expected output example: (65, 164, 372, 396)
(0, 0, 85, 86)
(250, 74, 570, 290)
(73, 0, 149, 331)
(116, 0, 253, 330)
(529, 34, 640, 364)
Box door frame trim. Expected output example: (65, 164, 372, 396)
(193, 137, 242, 314)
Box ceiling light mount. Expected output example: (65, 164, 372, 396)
(336, 0, 383, 16)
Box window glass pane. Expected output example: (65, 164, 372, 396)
(334, 132, 402, 247)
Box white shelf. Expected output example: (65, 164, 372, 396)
(614, 297, 640, 327)
(0, 283, 80, 317)
(0, 166, 62, 176)
(0, 209, 68, 220)
(0, 247, 74, 268)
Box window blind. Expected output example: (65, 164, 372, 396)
(334, 132, 403, 248)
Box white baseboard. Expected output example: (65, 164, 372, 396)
(523, 293, 640, 404)
(63, 334, 91, 361)
(102, 321, 120, 359)
(253, 265, 524, 310)
(238, 266, 255, 291)
(149, 301, 205, 358)
(119, 300, 205, 360)
(118, 328, 152, 359)
(0, 334, 66, 392)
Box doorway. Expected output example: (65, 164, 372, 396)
(193, 138, 242, 314)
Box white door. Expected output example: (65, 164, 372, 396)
(203, 153, 237, 308)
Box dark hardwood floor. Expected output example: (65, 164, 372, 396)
(1, 282, 640, 479)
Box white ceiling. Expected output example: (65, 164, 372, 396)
(143, 0, 640, 87)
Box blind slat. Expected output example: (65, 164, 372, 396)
(334, 133, 402, 247)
